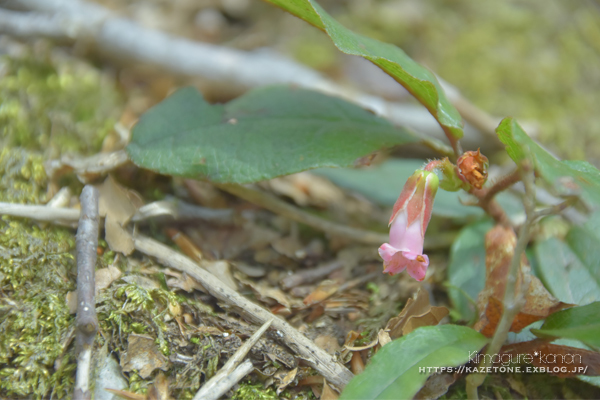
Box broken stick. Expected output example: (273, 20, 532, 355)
(193, 319, 273, 400)
(74, 185, 100, 400)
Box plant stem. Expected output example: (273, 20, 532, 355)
(465, 162, 536, 399)
(470, 169, 521, 226)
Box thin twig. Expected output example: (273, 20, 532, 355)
(280, 260, 344, 290)
(131, 198, 234, 224)
(133, 234, 354, 389)
(466, 162, 536, 400)
(480, 169, 521, 205)
(215, 183, 389, 245)
(0, 202, 80, 223)
(73, 185, 100, 400)
(193, 319, 273, 400)
(532, 197, 577, 219)
(201, 359, 253, 400)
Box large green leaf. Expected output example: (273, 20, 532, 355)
(127, 86, 418, 183)
(534, 237, 599, 306)
(264, 0, 464, 140)
(531, 302, 600, 351)
(496, 117, 600, 205)
(339, 325, 487, 399)
(447, 220, 494, 322)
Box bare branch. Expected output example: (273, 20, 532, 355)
(193, 319, 273, 400)
(74, 185, 100, 400)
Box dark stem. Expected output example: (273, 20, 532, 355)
(74, 185, 100, 400)
(470, 169, 521, 226)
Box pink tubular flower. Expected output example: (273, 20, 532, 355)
(378, 170, 438, 281)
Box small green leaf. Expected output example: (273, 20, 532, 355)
(447, 220, 494, 321)
(533, 237, 599, 306)
(127, 86, 417, 183)
(264, 0, 464, 139)
(531, 302, 600, 351)
(339, 325, 487, 400)
(496, 117, 600, 204)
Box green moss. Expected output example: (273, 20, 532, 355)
(0, 53, 122, 156)
(0, 148, 47, 204)
(232, 382, 279, 400)
(0, 217, 77, 399)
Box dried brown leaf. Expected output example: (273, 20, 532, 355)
(385, 287, 449, 339)
(97, 175, 140, 255)
(474, 226, 573, 337)
(314, 335, 341, 355)
(303, 281, 339, 306)
(95, 264, 122, 295)
(322, 378, 340, 400)
(275, 367, 298, 395)
(121, 334, 169, 378)
(147, 371, 170, 400)
(235, 274, 291, 309)
(167, 272, 205, 293)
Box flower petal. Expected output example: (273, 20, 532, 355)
(380, 249, 429, 278)
(378, 243, 398, 264)
(406, 253, 429, 281)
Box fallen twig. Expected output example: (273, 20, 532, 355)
(74, 185, 100, 400)
(193, 319, 273, 400)
(131, 197, 234, 224)
(133, 234, 354, 389)
(281, 260, 344, 290)
(0, 202, 79, 224)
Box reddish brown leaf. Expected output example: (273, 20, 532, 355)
(474, 225, 573, 337)
(501, 339, 600, 377)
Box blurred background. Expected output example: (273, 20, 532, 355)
(3, 0, 600, 164)
(102, 0, 600, 163)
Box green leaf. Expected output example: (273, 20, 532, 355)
(496, 117, 600, 205)
(533, 237, 600, 306)
(126, 86, 418, 183)
(264, 0, 464, 139)
(447, 220, 494, 321)
(339, 325, 487, 400)
(566, 212, 600, 287)
(531, 302, 600, 351)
